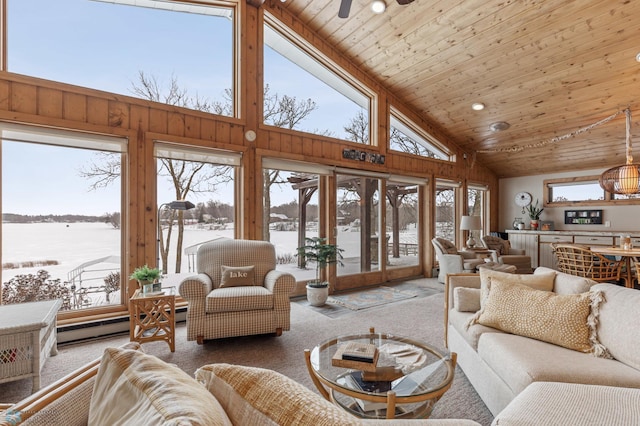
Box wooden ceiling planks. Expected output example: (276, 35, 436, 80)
(276, 0, 640, 178)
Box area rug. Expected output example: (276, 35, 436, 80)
(328, 286, 417, 310)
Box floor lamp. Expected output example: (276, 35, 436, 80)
(157, 200, 195, 272)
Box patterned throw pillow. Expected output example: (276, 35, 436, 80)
(196, 364, 360, 426)
(470, 278, 609, 356)
(219, 265, 256, 288)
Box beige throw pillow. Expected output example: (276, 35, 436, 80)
(89, 347, 232, 425)
(470, 278, 609, 356)
(479, 268, 556, 308)
(220, 265, 256, 288)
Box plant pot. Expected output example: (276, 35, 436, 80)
(530, 219, 539, 230)
(306, 284, 329, 307)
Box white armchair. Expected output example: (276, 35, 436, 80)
(431, 238, 485, 283)
(480, 235, 533, 274)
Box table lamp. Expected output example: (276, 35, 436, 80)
(460, 215, 482, 248)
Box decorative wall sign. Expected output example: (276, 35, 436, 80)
(342, 148, 385, 165)
(564, 209, 603, 225)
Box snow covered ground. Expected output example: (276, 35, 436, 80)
(2, 222, 418, 309)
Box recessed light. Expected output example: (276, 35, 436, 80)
(636, 52, 640, 62)
(371, 0, 386, 14)
(490, 121, 511, 132)
(471, 102, 485, 111)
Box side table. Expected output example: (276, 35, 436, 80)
(129, 287, 176, 352)
(0, 299, 62, 392)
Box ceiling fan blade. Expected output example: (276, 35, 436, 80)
(396, 0, 415, 4)
(338, 0, 352, 18)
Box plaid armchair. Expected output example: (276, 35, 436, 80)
(178, 239, 296, 344)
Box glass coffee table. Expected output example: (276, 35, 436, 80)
(304, 328, 456, 419)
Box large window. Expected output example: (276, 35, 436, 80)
(467, 183, 488, 243)
(7, 0, 235, 116)
(1, 124, 126, 312)
(435, 180, 458, 242)
(336, 172, 381, 275)
(390, 109, 454, 161)
(155, 143, 241, 275)
(263, 18, 372, 142)
(386, 179, 420, 269)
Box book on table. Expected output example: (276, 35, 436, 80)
(343, 371, 390, 412)
(340, 342, 378, 363)
(331, 342, 379, 372)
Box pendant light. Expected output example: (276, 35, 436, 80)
(599, 108, 640, 195)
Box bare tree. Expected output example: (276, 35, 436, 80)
(262, 84, 320, 241)
(343, 110, 369, 144)
(82, 74, 325, 270)
(80, 72, 232, 274)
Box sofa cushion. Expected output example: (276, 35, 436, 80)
(206, 286, 273, 313)
(454, 287, 481, 312)
(592, 283, 640, 371)
(534, 266, 596, 294)
(478, 333, 640, 398)
(220, 265, 256, 288)
(479, 268, 555, 308)
(491, 381, 640, 426)
(449, 309, 505, 350)
(471, 279, 606, 354)
(89, 347, 231, 426)
(196, 363, 361, 426)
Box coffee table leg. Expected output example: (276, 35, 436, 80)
(385, 390, 397, 419)
(304, 349, 330, 400)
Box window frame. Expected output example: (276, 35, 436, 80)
(0, 122, 128, 321)
(389, 107, 455, 161)
(543, 175, 640, 206)
(263, 13, 377, 144)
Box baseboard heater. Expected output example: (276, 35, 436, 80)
(58, 307, 187, 345)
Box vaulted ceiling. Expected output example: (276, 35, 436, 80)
(276, 0, 640, 178)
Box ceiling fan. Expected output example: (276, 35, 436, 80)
(338, 0, 415, 19)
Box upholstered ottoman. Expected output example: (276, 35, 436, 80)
(476, 263, 517, 274)
(491, 381, 640, 425)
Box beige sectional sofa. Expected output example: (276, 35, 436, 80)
(445, 267, 640, 424)
(0, 342, 479, 426)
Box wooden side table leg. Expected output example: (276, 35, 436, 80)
(304, 349, 330, 401)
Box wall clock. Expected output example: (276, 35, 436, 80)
(514, 192, 532, 214)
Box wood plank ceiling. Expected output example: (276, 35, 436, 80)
(275, 0, 640, 178)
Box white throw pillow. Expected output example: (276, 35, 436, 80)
(454, 287, 481, 312)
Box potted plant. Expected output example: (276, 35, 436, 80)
(129, 264, 161, 289)
(297, 237, 343, 307)
(526, 199, 544, 230)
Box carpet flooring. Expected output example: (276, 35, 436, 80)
(295, 278, 442, 319)
(0, 277, 493, 425)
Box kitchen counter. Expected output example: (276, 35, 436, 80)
(505, 230, 640, 268)
(506, 230, 640, 238)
